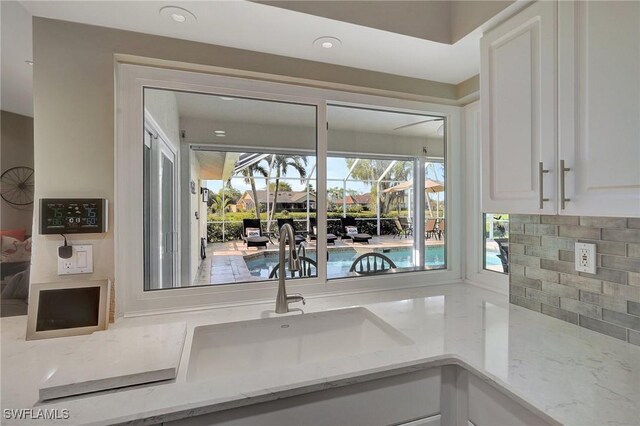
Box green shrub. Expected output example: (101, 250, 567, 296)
(207, 213, 407, 241)
(207, 222, 244, 242)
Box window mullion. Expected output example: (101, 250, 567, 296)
(316, 101, 328, 284)
(414, 158, 426, 269)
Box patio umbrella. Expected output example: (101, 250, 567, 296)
(382, 179, 444, 193)
(383, 179, 444, 218)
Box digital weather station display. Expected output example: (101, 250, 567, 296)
(40, 199, 108, 234)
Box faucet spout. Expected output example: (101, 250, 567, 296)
(275, 223, 304, 314)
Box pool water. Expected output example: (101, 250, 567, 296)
(245, 246, 455, 279)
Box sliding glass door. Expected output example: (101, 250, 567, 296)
(144, 126, 178, 290)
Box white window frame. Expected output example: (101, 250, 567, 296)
(116, 64, 463, 317)
(463, 101, 508, 293)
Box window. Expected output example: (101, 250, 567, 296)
(201, 150, 317, 285)
(326, 105, 446, 279)
(117, 65, 462, 313)
(483, 213, 509, 274)
(143, 88, 316, 289)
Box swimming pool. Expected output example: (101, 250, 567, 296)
(245, 246, 454, 279)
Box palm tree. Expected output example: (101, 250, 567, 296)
(237, 162, 269, 219)
(210, 195, 231, 216)
(268, 154, 308, 231)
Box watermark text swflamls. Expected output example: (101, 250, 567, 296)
(3, 408, 70, 420)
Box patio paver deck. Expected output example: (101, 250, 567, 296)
(194, 235, 444, 286)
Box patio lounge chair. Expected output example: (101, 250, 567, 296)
(269, 256, 317, 279)
(309, 218, 337, 244)
(242, 219, 269, 249)
(277, 218, 306, 246)
(399, 217, 413, 236)
(425, 218, 438, 239)
(340, 217, 372, 244)
(494, 238, 509, 273)
(349, 252, 396, 275)
(438, 219, 446, 240)
(393, 218, 411, 239)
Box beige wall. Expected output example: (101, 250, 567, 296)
(261, 1, 452, 44)
(450, 1, 514, 43)
(1, 110, 34, 233)
(31, 17, 459, 287)
(262, 0, 514, 45)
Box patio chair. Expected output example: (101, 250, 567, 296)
(349, 252, 397, 275)
(269, 256, 317, 279)
(494, 238, 509, 273)
(242, 219, 269, 249)
(437, 219, 446, 240)
(425, 218, 438, 240)
(277, 218, 306, 246)
(340, 217, 372, 244)
(399, 217, 413, 236)
(309, 218, 337, 244)
(393, 218, 411, 239)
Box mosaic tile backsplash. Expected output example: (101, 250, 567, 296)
(509, 215, 640, 346)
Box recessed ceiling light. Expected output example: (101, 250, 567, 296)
(25, 60, 33, 66)
(219, 97, 234, 101)
(171, 13, 186, 23)
(215, 134, 226, 137)
(214, 130, 226, 134)
(159, 6, 197, 23)
(313, 36, 342, 50)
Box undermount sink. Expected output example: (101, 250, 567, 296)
(186, 307, 413, 382)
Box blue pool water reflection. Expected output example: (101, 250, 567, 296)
(245, 245, 459, 279)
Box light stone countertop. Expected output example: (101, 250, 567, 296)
(1, 283, 639, 425)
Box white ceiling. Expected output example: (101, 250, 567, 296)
(21, 0, 483, 84)
(171, 90, 444, 138)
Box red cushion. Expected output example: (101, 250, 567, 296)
(0, 229, 26, 241)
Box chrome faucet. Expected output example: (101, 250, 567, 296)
(275, 223, 306, 314)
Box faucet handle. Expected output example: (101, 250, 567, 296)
(287, 293, 306, 306)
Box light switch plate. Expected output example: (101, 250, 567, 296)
(58, 245, 93, 275)
(575, 242, 596, 274)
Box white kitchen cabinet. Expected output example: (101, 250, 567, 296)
(480, 0, 557, 214)
(164, 365, 555, 426)
(558, 1, 640, 217)
(481, 0, 640, 217)
(467, 374, 554, 426)
(166, 368, 443, 426)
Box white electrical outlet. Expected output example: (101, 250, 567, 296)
(575, 242, 596, 274)
(57, 245, 93, 275)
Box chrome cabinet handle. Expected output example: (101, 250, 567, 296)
(539, 162, 550, 209)
(560, 160, 571, 210)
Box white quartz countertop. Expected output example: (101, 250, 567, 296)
(2, 283, 639, 425)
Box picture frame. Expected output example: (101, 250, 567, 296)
(26, 279, 110, 340)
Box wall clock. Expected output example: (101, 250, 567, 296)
(1, 166, 35, 206)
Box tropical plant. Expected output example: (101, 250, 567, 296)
(345, 159, 413, 215)
(218, 184, 242, 204)
(210, 195, 231, 215)
(236, 161, 269, 219)
(268, 154, 308, 231)
(268, 181, 292, 191)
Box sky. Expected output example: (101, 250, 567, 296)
(205, 154, 444, 196)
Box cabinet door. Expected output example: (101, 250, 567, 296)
(481, 1, 557, 214)
(558, 1, 640, 217)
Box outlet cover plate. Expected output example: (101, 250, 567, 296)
(575, 242, 596, 274)
(57, 245, 93, 275)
